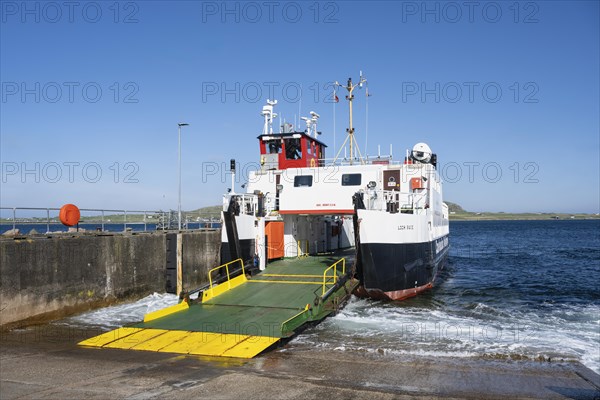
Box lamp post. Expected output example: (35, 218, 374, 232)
(177, 123, 189, 230)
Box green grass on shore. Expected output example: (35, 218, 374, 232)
(448, 212, 599, 221)
(444, 201, 598, 220)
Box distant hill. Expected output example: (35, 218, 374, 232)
(443, 201, 598, 220)
(190, 205, 222, 218)
(445, 201, 465, 213)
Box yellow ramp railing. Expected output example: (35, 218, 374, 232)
(321, 258, 346, 295)
(202, 258, 246, 302)
(247, 257, 347, 297)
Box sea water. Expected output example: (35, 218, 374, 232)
(290, 220, 600, 374)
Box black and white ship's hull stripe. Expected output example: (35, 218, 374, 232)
(355, 209, 449, 300)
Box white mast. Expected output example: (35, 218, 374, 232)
(332, 72, 368, 165)
(333, 84, 337, 154)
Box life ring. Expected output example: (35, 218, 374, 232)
(310, 158, 316, 168)
(59, 204, 80, 226)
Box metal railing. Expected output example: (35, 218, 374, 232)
(264, 193, 279, 215)
(202, 258, 246, 302)
(0, 206, 221, 234)
(321, 258, 346, 295)
(207, 258, 245, 288)
(363, 190, 429, 213)
(223, 194, 258, 217)
(317, 155, 401, 167)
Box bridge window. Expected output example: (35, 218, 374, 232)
(285, 138, 302, 160)
(342, 173, 362, 186)
(266, 140, 282, 154)
(294, 175, 313, 187)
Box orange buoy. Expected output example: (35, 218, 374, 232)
(59, 204, 80, 227)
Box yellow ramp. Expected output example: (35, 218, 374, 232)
(79, 328, 279, 359)
(79, 327, 142, 347)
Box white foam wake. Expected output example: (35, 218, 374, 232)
(289, 297, 600, 374)
(60, 292, 179, 330)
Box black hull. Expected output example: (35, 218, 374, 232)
(356, 235, 449, 300)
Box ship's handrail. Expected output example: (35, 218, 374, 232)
(223, 193, 259, 216)
(224, 192, 282, 218)
(317, 155, 403, 167)
(321, 258, 346, 296)
(264, 192, 278, 215)
(236, 194, 256, 216)
(364, 190, 429, 212)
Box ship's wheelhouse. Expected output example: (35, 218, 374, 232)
(258, 132, 327, 170)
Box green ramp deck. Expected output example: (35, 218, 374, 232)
(80, 254, 358, 358)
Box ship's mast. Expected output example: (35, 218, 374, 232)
(333, 72, 367, 165)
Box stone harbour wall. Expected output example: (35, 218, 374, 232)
(0, 230, 221, 327)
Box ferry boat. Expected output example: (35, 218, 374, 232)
(78, 76, 450, 359)
(221, 75, 450, 301)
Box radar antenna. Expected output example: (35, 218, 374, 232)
(261, 99, 278, 135)
(301, 111, 320, 137)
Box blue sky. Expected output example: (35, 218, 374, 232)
(1, 1, 599, 214)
